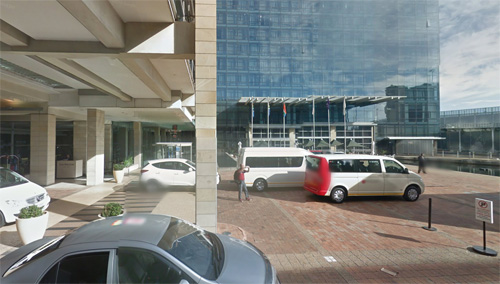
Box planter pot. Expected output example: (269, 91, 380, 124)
(16, 211, 49, 245)
(97, 211, 125, 220)
(113, 170, 125, 183)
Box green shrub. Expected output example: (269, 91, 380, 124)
(18, 205, 44, 219)
(113, 163, 126, 170)
(101, 203, 123, 217)
(123, 157, 133, 167)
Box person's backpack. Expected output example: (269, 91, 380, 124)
(233, 169, 241, 184)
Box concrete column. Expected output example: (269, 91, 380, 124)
(289, 128, 295, 147)
(195, 0, 217, 232)
(104, 123, 112, 172)
(86, 109, 105, 186)
(30, 114, 56, 185)
(133, 122, 142, 167)
(492, 128, 495, 153)
(331, 128, 337, 151)
(73, 121, 87, 174)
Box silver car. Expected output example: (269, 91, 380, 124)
(1, 214, 279, 284)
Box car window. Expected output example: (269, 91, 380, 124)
(0, 168, 28, 188)
(384, 160, 405, 173)
(153, 162, 176, 170)
(157, 218, 223, 281)
(176, 162, 191, 172)
(358, 160, 382, 173)
(39, 251, 109, 284)
(117, 248, 195, 284)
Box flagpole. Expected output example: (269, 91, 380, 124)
(327, 97, 331, 150)
(312, 96, 316, 150)
(343, 96, 347, 153)
(251, 100, 254, 147)
(267, 99, 270, 147)
(283, 101, 286, 148)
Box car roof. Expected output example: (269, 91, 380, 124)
(146, 158, 190, 164)
(59, 214, 180, 248)
(309, 154, 395, 160)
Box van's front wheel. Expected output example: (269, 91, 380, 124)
(253, 178, 267, 191)
(330, 187, 346, 203)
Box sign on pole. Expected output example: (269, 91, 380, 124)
(475, 198, 493, 223)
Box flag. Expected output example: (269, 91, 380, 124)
(251, 102, 254, 118)
(326, 98, 330, 110)
(267, 102, 270, 117)
(283, 103, 287, 117)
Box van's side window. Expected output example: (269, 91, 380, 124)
(246, 157, 303, 168)
(329, 159, 381, 173)
(359, 160, 382, 173)
(329, 160, 356, 172)
(383, 160, 405, 173)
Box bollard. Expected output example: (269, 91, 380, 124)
(422, 198, 437, 231)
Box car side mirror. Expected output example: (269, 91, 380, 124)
(404, 168, 409, 174)
(188, 167, 194, 172)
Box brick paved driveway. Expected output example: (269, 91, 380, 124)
(218, 166, 500, 283)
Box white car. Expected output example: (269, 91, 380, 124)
(140, 158, 220, 190)
(0, 168, 51, 227)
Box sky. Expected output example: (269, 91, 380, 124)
(439, 0, 500, 111)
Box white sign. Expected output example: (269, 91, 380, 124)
(475, 198, 494, 223)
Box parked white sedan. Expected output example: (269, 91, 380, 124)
(0, 168, 51, 227)
(140, 159, 219, 190)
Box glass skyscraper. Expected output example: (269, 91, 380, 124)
(216, 0, 440, 155)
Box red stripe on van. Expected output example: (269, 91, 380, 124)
(304, 156, 331, 196)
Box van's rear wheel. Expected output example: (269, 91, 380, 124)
(253, 178, 267, 191)
(330, 187, 346, 203)
(404, 185, 420, 201)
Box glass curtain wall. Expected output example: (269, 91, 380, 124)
(217, 0, 440, 153)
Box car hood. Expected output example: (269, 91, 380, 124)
(1, 181, 47, 201)
(216, 235, 272, 284)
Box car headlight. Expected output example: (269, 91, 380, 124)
(5, 199, 25, 207)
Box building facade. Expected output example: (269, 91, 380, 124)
(216, 0, 440, 158)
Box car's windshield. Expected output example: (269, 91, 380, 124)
(185, 160, 196, 169)
(0, 169, 28, 188)
(157, 218, 223, 280)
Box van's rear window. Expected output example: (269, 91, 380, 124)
(246, 157, 303, 168)
(306, 156, 321, 171)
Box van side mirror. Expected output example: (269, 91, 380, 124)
(404, 168, 409, 174)
(188, 167, 194, 172)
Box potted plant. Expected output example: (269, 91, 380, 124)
(123, 156, 134, 175)
(98, 203, 124, 219)
(113, 162, 125, 183)
(16, 205, 49, 245)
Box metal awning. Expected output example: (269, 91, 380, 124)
(238, 95, 406, 106)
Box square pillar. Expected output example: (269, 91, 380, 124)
(195, 0, 217, 233)
(104, 123, 112, 172)
(133, 122, 142, 167)
(86, 109, 105, 185)
(30, 114, 56, 185)
(73, 121, 87, 174)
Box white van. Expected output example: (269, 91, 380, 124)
(237, 147, 311, 191)
(304, 154, 425, 203)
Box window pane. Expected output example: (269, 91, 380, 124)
(41, 252, 109, 284)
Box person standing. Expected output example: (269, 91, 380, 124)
(418, 153, 426, 174)
(236, 164, 251, 202)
